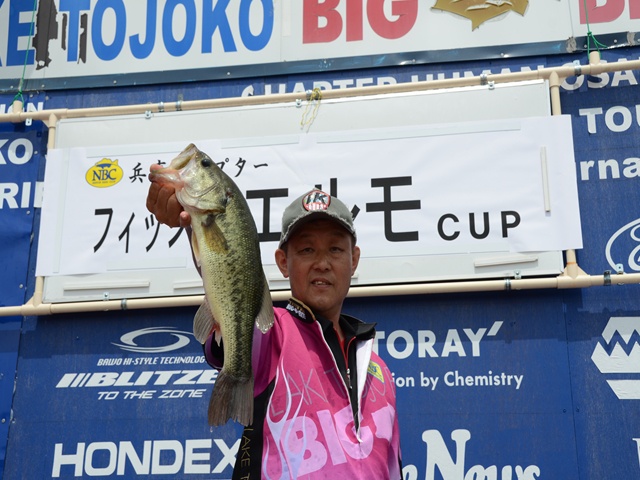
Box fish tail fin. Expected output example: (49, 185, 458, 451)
(208, 372, 254, 426)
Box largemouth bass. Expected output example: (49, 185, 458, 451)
(149, 144, 274, 426)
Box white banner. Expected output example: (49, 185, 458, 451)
(0, 0, 637, 89)
(36, 115, 582, 279)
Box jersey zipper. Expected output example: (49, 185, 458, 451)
(319, 323, 362, 436)
(343, 337, 356, 390)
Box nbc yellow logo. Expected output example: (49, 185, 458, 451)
(86, 158, 124, 188)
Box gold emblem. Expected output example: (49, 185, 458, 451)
(432, 0, 529, 30)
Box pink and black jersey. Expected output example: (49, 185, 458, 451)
(204, 298, 402, 479)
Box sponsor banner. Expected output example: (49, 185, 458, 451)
(561, 69, 640, 476)
(364, 290, 580, 480)
(244, 50, 640, 98)
(26, 46, 640, 109)
(566, 307, 640, 480)
(36, 116, 582, 279)
(3, 44, 640, 480)
(0, 127, 42, 295)
(0, 113, 45, 474)
(559, 74, 640, 276)
(4, 291, 589, 479)
(5, 308, 243, 479)
(0, 0, 638, 90)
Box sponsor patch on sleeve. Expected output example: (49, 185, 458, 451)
(368, 361, 384, 383)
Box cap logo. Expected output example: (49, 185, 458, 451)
(302, 190, 330, 212)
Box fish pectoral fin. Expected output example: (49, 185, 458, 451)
(193, 299, 219, 344)
(202, 215, 229, 253)
(255, 274, 275, 334)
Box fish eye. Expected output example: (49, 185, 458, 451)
(201, 157, 213, 168)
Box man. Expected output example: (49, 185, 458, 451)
(147, 177, 402, 479)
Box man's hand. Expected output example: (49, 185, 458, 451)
(146, 164, 191, 228)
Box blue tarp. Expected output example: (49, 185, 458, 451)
(3, 48, 640, 479)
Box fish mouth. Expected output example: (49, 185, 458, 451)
(148, 144, 198, 185)
(152, 144, 218, 199)
(170, 143, 199, 170)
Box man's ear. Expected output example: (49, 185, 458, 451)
(352, 245, 361, 276)
(275, 248, 290, 278)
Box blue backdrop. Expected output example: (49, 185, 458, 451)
(2, 47, 640, 479)
(0, 118, 46, 477)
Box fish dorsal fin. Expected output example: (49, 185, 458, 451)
(193, 298, 220, 344)
(202, 214, 229, 254)
(255, 273, 275, 334)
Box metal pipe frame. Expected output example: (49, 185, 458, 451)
(2, 51, 639, 318)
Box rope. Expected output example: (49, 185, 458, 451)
(583, 0, 607, 56)
(300, 88, 323, 131)
(13, 0, 38, 108)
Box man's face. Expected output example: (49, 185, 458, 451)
(275, 219, 360, 323)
